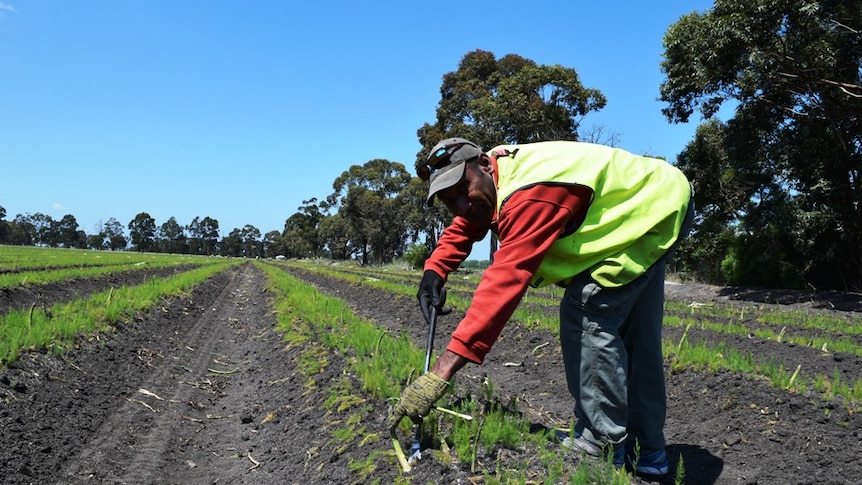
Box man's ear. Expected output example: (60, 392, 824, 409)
(478, 154, 494, 175)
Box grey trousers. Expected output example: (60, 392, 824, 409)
(560, 255, 669, 453)
(560, 193, 694, 453)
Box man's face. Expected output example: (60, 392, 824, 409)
(436, 158, 496, 227)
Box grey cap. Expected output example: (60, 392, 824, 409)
(425, 137, 483, 206)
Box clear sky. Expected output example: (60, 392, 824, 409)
(0, 1, 715, 240)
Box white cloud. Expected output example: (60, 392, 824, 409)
(0, 3, 15, 16)
(52, 202, 68, 211)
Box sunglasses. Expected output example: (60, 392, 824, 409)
(417, 141, 479, 181)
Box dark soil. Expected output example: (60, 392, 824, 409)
(1, 262, 861, 485)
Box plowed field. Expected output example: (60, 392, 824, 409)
(1, 261, 860, 484)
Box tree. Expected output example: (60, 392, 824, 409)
(29, 213, 54, 246)
(187, 216, 220, 255)
(128, 213, 157, 252)
(159, 217, 188, 254)
(54, 214, 81, 248)
(414, 49, 607, 259)
(416, 49, 606, 153)
(0, 205, 9, 244)
(104, 218, 127, 250)
(240, 224, 262, 258)
(282, 198, 324, 258)
(262, 230, 284, 258)
(9, 214, 35, 245)
(660, 0, 862, 290)
(318, 213, 353, 260)
(328, 159, 412, 264)
(220, 228, 243, 257)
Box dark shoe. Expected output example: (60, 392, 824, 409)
(631, 448, 669, 475)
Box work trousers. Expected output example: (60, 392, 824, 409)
(560, 255, 669, 453)
(560, 191, 694, 454)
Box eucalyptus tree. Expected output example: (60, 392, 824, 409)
(0, 205, 8, 244)
(128, 212, 157, 253)
(27, 213, 54, 246)
(413, 49, 607, 257)
(328, 159, 412, 265)
(187, 216, 220, 255)
(262, 230, 284, 258)
(54, 214, 81, 248)
(240, 224, 262, 258)
(104, 218, 127, 251)
(317, 213, 354, 260)
(9, 214, 35, 246)
(220, 228, 243, 257)
(159, 216, 188, 254)
(661, 0, 862, 289)
(282, 198, 325, 258)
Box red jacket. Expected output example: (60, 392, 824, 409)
(425, 155, 592, 364)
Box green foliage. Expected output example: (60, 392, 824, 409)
(459, 259, 490, 271)
(282, 198, 325, 258)
(414, 49, 607, 245)
(402, 243, 428, 269)
(128, 212, 157, 252)
(0, 258, 237, 365)
(661, 0, 862, 290)
(720, 232, 806, 288)
(417, 49, 606, 154)
(328, 159, 414, 265)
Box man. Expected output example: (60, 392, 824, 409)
(387, 137, 694, 475)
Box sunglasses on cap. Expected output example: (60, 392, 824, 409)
(416, 140, 481, 181)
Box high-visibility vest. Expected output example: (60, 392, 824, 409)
(492, 141, 691, 288)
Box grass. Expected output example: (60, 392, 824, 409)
(286, 259, 862, 409)
(0, 245, 210, 272)
(0, 260, 239, 365)
(11, 250, 854, 482)
(257, 261, 632, 484)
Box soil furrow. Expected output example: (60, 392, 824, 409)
(284, 266, 862, 485)
(0, 265, 201, 317)
(2, 261, 861, 485)
(59, 264, 258, 483)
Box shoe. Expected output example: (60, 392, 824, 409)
(611, 446, 625, 469)
(558, 431, 625, 468)
(631, 448, 669, 475)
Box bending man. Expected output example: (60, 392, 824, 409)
(388, 137, 694, 476)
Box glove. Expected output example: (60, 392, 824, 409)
(417, 270, 451, 325)
(387, 372, 450, 432)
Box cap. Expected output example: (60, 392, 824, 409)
(425, 137, 483, 206)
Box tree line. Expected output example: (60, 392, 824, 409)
(0, 208, 247, 257)
(2, 1, 859, 291)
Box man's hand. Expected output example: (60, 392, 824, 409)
(417, 270, 450, 325)
(387, 372, 449, 432)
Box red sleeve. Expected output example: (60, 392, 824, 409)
(424, 216, 488, 280)
(446, 184, 590, 364)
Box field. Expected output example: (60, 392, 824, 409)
(1, 248, 861, 484)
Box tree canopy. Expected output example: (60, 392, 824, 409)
(662, 0, 862, 290)
(413, 49, 607, 258)
(4, 19, 860, 292)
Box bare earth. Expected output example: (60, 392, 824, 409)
(1, 262, 861, 485)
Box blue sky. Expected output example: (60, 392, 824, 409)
(0, 1, 715, 240)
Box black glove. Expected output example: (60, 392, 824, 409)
(417, 270, 451, 325)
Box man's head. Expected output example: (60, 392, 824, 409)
(418, 137, 483, 207)
(419, 137, 497, 227)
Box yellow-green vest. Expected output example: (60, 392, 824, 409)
(491, 141, 691, 288)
